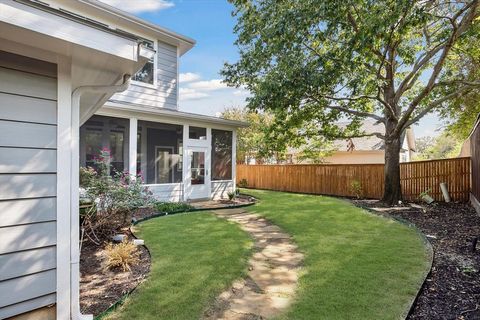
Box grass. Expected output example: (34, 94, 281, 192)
(107, 190, 430, 320)
(244, 189, 431, 320)
(105, 211, 252, 320)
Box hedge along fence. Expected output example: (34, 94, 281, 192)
(237, 157, 472, 202)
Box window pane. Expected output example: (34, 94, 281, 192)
(191, 152, 205, 185)
(144, 122, 183, 184)
(211, 129, 232, 180)
(137, 132, 142, 176)
(110, 131, 124, 173)
(85, 129, 102, 167)
(133, 40, 155, 85)
(155, 147, 174, 184)
(189, 126, 207, 140)
(132, 61, 154, 84)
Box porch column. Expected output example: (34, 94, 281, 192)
(182, 124, 189, 201)
(129, 117, 138, 176)
(232, 129, 237, 192)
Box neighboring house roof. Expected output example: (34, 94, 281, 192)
(334, 120, 385, 151)
(333, 119, 416, 152)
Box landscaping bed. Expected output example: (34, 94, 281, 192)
(79, 231, 151, 317)
(353, 200, 480, 320)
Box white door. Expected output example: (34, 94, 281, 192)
(187, 146, 210, 199)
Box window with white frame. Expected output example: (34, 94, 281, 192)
(132, 40, 155, 85)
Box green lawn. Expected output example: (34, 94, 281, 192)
(244, 190, 431, 320)
(107, 190, 430, 320)
(105, 212, 252, 320)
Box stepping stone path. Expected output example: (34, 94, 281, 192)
(204, 208, 304, 320)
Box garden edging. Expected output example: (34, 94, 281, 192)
(353, 201, 434, 320)
(94, 196, 257, 319)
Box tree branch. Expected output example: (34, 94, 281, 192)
(393, 0, 479, 137)
(308, 95, 385, 122)
(405, 86, 475, 127)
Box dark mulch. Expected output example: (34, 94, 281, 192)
(79, 231, 151, 317)
(353, 199, 480, 320)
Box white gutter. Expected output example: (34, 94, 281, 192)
(70, 74, 131, 320)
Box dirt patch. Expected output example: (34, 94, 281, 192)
(353, 200, 480, 320)
(80, 231, 151, 317)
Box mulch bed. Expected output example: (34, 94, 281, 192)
(352, 199, 480, 320)
(79, 230, 151, 317)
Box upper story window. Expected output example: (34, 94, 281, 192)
(132, 40, 155, 85)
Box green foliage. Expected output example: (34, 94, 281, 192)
(222, 107, 334, 163)
(419, 188, 432, 199)
(440, 20, 480, 140)
(106, 212, 252, 320)
(80, 149, 154, 244)
(227, 191, 236, 201)
(153, 201, 193, 214)
(243, 190, 430, 319)
(350, 180, 363, 199)
(223, 0, 480, 202)
(414, 133, 463, 160)
(238, 178, 248, 188)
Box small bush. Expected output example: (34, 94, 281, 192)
(350, 180, 363, 199)
(238, 179, 248, 188)
(153, 201, 193, 213)
(80, 149, 154, 245)
(103, 240, 139, 272)
(227, 191, 236, 201)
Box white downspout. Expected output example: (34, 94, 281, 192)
(70, 74, 130, 320)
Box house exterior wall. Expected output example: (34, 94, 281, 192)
(0, 52, 58, 319)
(324, 151, 385, 164)
(110, 41, 178, 110)
(211, 181, 234, 200)
(84, 110, 238, 202)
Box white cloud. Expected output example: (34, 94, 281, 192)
(179, 88, 209, 101)
(179, 72, 201, 83)
(233, 89, 249, 96)
(99, 0, 174, 14)
(188, 79, 228, 91)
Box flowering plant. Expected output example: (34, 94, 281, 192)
(80, 149, 154, 244)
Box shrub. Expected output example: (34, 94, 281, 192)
(80, 149, 154, 244)
(238, 179, 248, 188)
(350, 180, 363, 199)
(227, 191, 236, 201)
(103, 240, 139, 272)
(153, 201, 194, 213)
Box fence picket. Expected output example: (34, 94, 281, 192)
(237, 157, 471, 202)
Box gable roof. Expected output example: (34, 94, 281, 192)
(333, 120, 416, 152)
(334, 120, 385, 151)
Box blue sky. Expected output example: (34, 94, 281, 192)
(100, 0, 443, 137)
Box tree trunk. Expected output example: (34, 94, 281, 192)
(382, 135, 402, 205)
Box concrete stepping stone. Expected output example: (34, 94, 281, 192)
(203, 209, 304, 320)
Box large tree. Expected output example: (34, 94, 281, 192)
(222, 0, 480, 204)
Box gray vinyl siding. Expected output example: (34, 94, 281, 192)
(0, 52, 57, 319)
(109, 40, 178, 110)
(211, 181, 234, 200)
(148, 183, 183, 202)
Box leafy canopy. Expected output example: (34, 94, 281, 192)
(222, 107, 335, 163)
(222, 0, 480, 143)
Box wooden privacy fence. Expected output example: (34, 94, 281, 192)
(237, 157, 471, 202)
